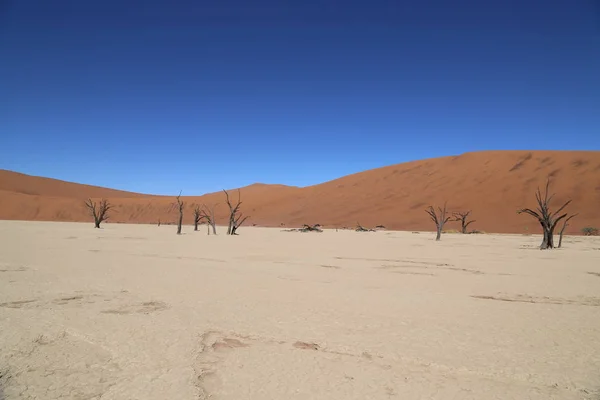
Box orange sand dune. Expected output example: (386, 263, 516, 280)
(1, 150, 599, 233)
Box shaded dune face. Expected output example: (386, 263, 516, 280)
(0, 150, 599, 233)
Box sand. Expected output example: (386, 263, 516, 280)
(2, 150, 600, 232)
(1, 220, 599, 399)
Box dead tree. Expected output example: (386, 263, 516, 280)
(356, 222, 375, 232)
(193, 205, 202, 231)
(199, 204, 218, 235)
(84, 198, 112, 228)
(452, 211, 476, 234)
(517, 179, 571, 249)
(175, 191, 184, 235)
(557, 214, 577, 248)
(425, 203, 451, 241)
(299, 224, 322, 232)
(224, 189, 249, 235)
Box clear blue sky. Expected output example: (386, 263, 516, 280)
(1, 0, 599, 195)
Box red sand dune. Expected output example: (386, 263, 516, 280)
(1, 150, 599, 233)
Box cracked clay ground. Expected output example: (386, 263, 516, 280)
(1, 221, 600, 399)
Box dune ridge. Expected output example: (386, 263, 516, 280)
(1, 150, 599, 233)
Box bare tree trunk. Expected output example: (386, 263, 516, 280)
(541, 226, 551, 249)
(174, 192, 184, 235)
(558, 232, 565, 248)
(426, 203, 450, 241)
(518, 179, 573, 250)
(557, 214, 577, 248)
(177, 213, 183, 235)
(193, 205, 201, 231)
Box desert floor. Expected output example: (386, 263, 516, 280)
(1, 221, 599, 399)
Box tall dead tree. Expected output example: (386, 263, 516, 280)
(452, 211, 476, 234)
(425, 202, 451, 241)
(557, 214, 577, 248)
(175, 191, 184, 235)
(199, 204, 217, 235)
(84, 198, 112, 228)
(223, 189, 249, 235)
(517, 179, 572, 250)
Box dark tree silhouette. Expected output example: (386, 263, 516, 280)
(174, 191, 184, 235)
(84, 198, 112, 228)
(300, 224, 322, 232)
(517, 179, 572, 249)
(356, 222, 375, 232)
(452, 211, 476, 234)
(425, 202, 451, 241)
(557, 214, 577, 248)
(199, 204, 217, 235)
(193, 205, 202, 231)
(224, 189, 249, 235)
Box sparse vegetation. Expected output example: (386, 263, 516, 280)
(84, 198, 112, 228)
(224, 189, 249, 235)
(425, 202, 451, 241)
(582, 227, 599, 236)
(517, 179, 573, 249)
(452, 211, 476, 234)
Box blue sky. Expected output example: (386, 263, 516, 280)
(1, 0, 599, 195)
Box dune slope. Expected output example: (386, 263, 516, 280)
(0, 151, 599, 233)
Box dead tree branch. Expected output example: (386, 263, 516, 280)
(284, 224, 323, 233)
(199, 204, 217, 235)
(84, 198, 112, 228)
(231, 213, 249, 235)
(356, 222, 375, 232)
(452, 211, 476, 234)
(425, 202, 451, 241)
(517, 179, 572, 249)
(193, 205, 202, 231)
(557, 213, 578, 248)
(224, 189, 248, 235)
(301, 224, 322, 232)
